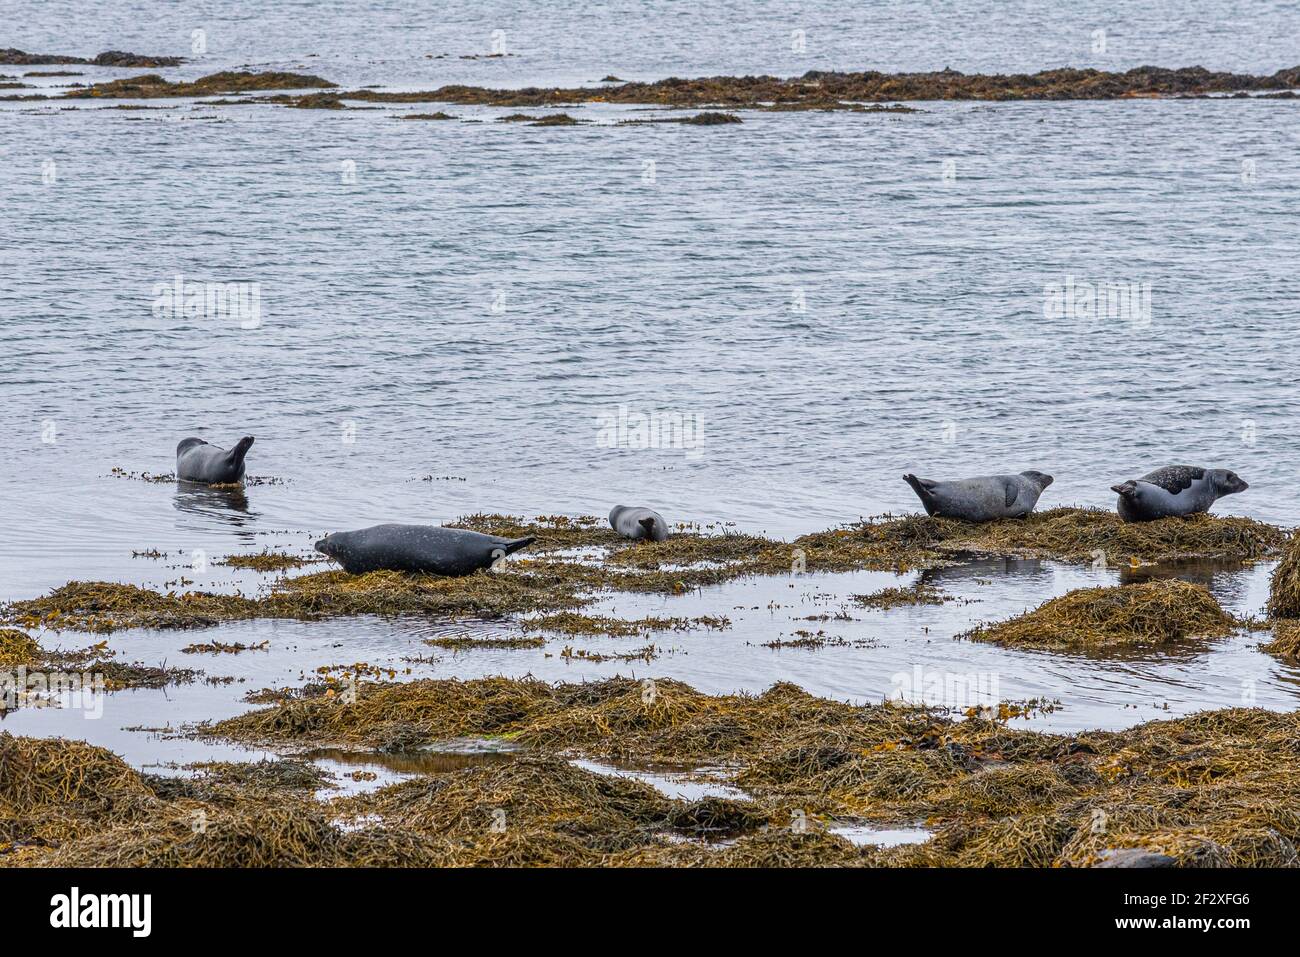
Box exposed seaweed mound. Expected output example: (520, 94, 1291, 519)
(334, 756, 678, 862)
(4, 581, 258, 632)
(337, 64, 1300, 109)
(5, 511, 1280, 633)
(207, 675, 1300, 867)
(1266, 532, 1300, 619)
(961, 581, 1236, 651)
(0, 49, 183, 67)
(0, 734, 160, 851)
(0, 628, 41, 666)
(940, 507, 1286, 565)
(218, 550, 320, 572)
(66, 71, 335, 98)
(0, 627, 196, 694)
(1261, 620, 1300, 661)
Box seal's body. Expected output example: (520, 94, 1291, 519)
(315, 524, 536, 576)
(1112, 466, 1248, 522)
(903, 471, 1054, 522)
(609, 505, 669, 542)
(176, 436, 254, 485)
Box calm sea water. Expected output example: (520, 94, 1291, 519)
(2, 1, 1299, 771)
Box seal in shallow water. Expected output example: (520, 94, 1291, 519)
(609, 505, 669, 541)
(902, 471, 1054, 522)
(1111, 465, 1248, 522)
(314, 524, 536, 575)
(176, 435, 254, 484)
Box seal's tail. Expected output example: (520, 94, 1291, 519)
(229, 435, 255, 465)
(500, 536, 536, 556)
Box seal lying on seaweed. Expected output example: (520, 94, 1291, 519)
(315, 524, 535, 576)
(1111, 466, 1248, 522)
(609, 505, 670, 542)
(903, 471, 1054, 522)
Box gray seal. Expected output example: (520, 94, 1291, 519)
(903, 470, 1054, 522)
(315, 524, 536, 576)
(1111, 465, 1248, 522)
(176, 435, 254, 484)
(609, 505, 669, 542)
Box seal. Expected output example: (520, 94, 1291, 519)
(314, 524, 536, 576)
(902, 470, 1054, 522)
(176, 435, 254, 484)
(1111, 465, 1248, 522)
(609, 505, 669, 541)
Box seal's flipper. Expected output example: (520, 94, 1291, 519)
(903, 474, 935, 497)
(1005, 482, 1018, 508)
(499, 536, 536, 556)
(228, 435, 255, 466)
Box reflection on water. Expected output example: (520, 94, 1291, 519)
(173, 481, 256, 533)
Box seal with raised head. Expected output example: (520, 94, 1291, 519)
(176, 435, 254, 485)
(903, 470, 1054, 522)
(1111, 465, 1248, 522)
(609, 505, 669, 542)
(314, 524, 536, 576)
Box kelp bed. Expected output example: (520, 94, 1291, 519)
(962, 580, 1238, 651)
(6, 675, 1299, 866)
(35, 64, 1300, 110)
(2, 509, 1284, 634)
(0, 627, 196, 702)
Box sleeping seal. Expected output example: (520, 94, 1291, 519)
(314, 524, 536, 576)
(609, 505, 669, 542)
(903, 471, 1054, 522)
(1111, 466, 1248, 522)
(176, 436, 254, 484)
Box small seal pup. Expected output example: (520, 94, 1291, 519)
(315, 524, 536, 576)
(176, 436, 254, 484)
(902, 471, 1054, 522)
(1111, 466, 1248, 522)
(609, 505, 669, 542)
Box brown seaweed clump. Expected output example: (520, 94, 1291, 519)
(852, 582, 950, 609)
(1266, 531, 1300, 619)
(961, 580, 1237, 651)
(65, 71, 335, 98)
(936, 507, 1286, 565)
(1261, 620, 1300, 662)
(0, 628, 196, 697)
(218, 550, 320, 572)
(522, 612, 730, 636)
(0, 49, 183, 67)
(335, 64, 1300, 109)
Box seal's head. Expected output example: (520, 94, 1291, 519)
(314, 534, 339, 559)
(1020, 470, 1054, 489)
(1208, 469, 1249, 496)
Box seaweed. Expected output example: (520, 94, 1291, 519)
(852, 582, 950, 609)
(66, 71, 335, 98)
(1266, 532, 1300, 619)
(0, 49, 183, 67)
(218, 550, 320, 572)
(5, 510, 1280, 633)
(330, 64, 1300, 109)
(961, 580, 1236, 651)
